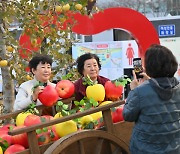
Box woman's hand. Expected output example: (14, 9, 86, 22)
(32, 86, 44, 101)
(130, 70, 150, 90)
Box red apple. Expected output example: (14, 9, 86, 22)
(36, 132, 51, 145)
(40, 115, 53, 122)
(0, 124, 15, 132)
(4, 144, 25, 154)
(55, 80, 75, 99)
(12, 126, 29, 148)
(38, 85, 59, 107)
(104, 81, 123, 100)
(48, 129, 59, 141)
(24, 114, 41, 127)
(112, 105, 124, 123)
(0, 130, 13, 145)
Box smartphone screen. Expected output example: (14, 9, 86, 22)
(133, 58, 143, 78)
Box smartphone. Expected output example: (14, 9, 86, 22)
(133, 58, 143, 78)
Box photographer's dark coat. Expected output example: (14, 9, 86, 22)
(123, 77, 180, 154)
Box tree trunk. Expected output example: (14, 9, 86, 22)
(0, 20, 15, 117)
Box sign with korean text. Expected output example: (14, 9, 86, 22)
(158, 25, 175, 37)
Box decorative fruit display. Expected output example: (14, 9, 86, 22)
(55, 80, 75, 99)
(55, 120, 77, 137)
(0, 131, 13, 146)
(90, 112, 102, 121)
(54, 112, 62, 119)
(99, 101, 112, 106)
(40, 115, 53, 122)
(80, 115, 93, 126)
(0, 60, 8, 67)
(105, 81, 123, 100)
(0, 124, 15, 132)
(38, 85, 59, 106)
(12, 126, 28, 148)
(36, 132, 51, 145)
(47, 129, 59, 141)
(24, 114, 41, 127)
(105, 77, 131, 101)
(86, 84, 105, 102)
(111, 105, 124, 123)
(4, 144, 25, 154)
(16, 112, 32, 126)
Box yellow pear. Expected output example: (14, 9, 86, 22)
(55, 120, 77, 137)
(90, 112, 102, 121)
(80, 115, 93, 126)
(54, 112, 62, 119)
(99, 101, 112, 106)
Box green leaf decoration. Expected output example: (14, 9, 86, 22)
(82, 75, 97, 86)
(38, 135, 45, 142)
(84, 121, 94, 129)
(111, 75, 132, 87)
(40, 117, 45, 123)
(57, 101, 63, 106)
(50, 131, 55, 138)
(62, 104, 69, 110)
(93, 101, 98, 107)
(61, 110, 69, 116)
(42, 127, 48, 132)
(0, 138, 9, 152)
(36, 129, 42, 134)
(79, 99, 85, 106)
(74, 101, 79, 106)
(25, 103, 39, 114)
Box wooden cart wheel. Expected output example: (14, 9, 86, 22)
(44, 130, 129, 154)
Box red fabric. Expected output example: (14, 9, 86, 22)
(74, 76, 110, 101)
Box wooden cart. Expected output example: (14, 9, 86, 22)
(0, 98, 134, 154)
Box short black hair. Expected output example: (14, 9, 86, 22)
(145, 44, 178, 78)
(76, 53, 101, 76)
(29, 54, 52, 72)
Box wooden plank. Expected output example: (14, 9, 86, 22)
(0, 97, 75, 120)
(27, 131, 40, 154)
(102, 109, 114, 134)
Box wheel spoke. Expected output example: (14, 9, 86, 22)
(78, 140, 85, 154)
(94, 138, 104, 154)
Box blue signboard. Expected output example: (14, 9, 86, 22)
(158, 25, 175, 37)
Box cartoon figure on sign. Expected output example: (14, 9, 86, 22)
(126, 43, 134, 65)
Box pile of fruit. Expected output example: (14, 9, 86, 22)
(0, 77, 130, 153)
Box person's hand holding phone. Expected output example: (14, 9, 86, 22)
(130, 70, 150, 90)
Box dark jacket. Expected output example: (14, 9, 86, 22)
(123, 77, 180, 154)
(74, 75, 109, 101)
